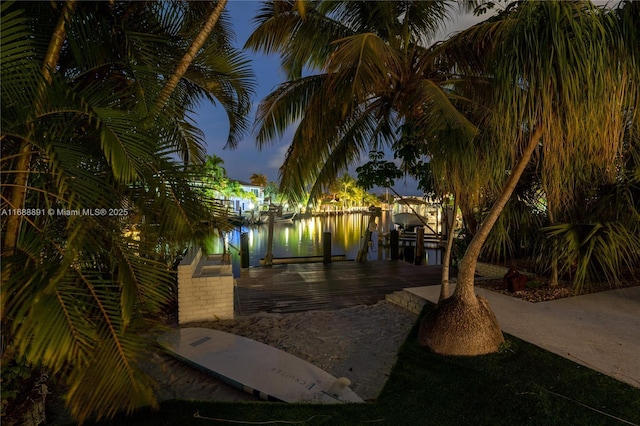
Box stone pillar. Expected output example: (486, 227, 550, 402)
(177, 249, 235, 324)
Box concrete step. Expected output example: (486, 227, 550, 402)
(384, 291, 404, 305)
(386, 290, 427, 315)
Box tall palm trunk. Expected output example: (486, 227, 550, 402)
(152, 0, 228, 116)
(438, 194, 458, 302)
(419, 126, 543, 355)
(2, 0, 76, 256)
(454, 126, 543, 303)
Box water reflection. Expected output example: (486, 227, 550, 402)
(204, 212, 441, 274)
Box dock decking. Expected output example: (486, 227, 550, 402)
(234, 260, 444, 315)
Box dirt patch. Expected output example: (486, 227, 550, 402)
(475, 278, 574, 303)
(477, 260, 639, 303)
(476, 276, 639, 303)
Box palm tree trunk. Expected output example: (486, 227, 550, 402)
(152, 0, 228, 116)
(454, 126, 544, 304)
(264, 211, 275, 266)
(2, 0, 76, 256)
(419, 126, 543, 355)
(459, 191, 479, 237)
(438, 194, 458, 302)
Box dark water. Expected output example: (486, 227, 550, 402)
(205, 212, 441, 274)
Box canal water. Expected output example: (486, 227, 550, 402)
(205, 212, 442, 274)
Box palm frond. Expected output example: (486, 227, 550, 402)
(2, 1, 254, 422)
(254, 74, 327, 146)
(408, 79, 478, 139)
(543, 221, 640, 293)
(326, 32, 402, 101)
(187, 46, 255, 148)
(247, 0, 345, 77)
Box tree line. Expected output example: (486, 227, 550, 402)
(202, 153, 380, 211)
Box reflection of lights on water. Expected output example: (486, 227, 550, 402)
(297, 221, 304, 244)
(204, 211, 439, 265)
(307, 219, 316, 241)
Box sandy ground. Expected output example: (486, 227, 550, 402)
(143, 301, 418, 403)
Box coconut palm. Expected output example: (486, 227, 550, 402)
(250, 173, 268, 187)
(246, 1, 487, 269)
(245, 0, 494, 349)
(263, 181, 283, 205)
(204, 154, 228, 184)
(246, 0, 475, 204)
(418, 0, 639, 355)
(1, 0, 254, 422)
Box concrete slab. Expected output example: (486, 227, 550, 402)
(405, 285, 640, 388)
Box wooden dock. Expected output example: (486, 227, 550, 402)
(234, 260, 444, 315)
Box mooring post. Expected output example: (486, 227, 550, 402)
(240, 232, 249, 268)
(323, 232, 332, 264)
(415, 227, 425, 265)
(390, 229, 399, 260)
(264, 209, 275, 266)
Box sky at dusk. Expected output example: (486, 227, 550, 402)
(194, 1, 489, 195)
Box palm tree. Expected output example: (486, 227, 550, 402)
(247, 1, 484, 279)
(328, 174, 355, 210)
(2, 0, 76, 257)
(246, 0, 475, 204)
(250, 173, 268, 187)
(152, 0, 228, 116)
(418, 1, 639, 355)
(263, 181, 282, 205)
(204, 154, 228, 182)
(1, 1, 254, 421)
(245, 0, 489, 341)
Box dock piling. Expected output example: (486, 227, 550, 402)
(240, 232, 250, 268)
(323, 232, 332, 264)
(415, 228, 424, 265)
(390, 230, 399, 260)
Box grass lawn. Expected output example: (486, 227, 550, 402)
(76, 304, 640, 426)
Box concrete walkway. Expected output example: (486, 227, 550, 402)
(405, 284, 640, 389)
